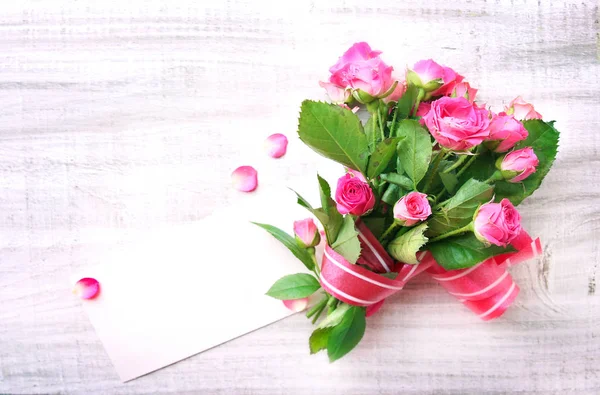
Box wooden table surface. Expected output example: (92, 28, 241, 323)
(1, 1, 599, 394)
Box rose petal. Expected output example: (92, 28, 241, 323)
(283, 298, 309, 312)
(73, 277, 100, 300)
(264, 133, 288, 158)
(231, 166, 258, 192)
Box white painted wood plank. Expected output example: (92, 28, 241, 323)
(1, 1, 599, 393)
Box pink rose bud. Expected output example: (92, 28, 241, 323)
(293, 218, 321, 248)
(474, 199, 522, 247)
(335, 173, 375, 216)
(451, 81, 478, 102)
(382, 76, 407, 103)
(504, 96, 542, 120)
(407, 59, 464, 96)
(497, 147, 539, 183)
(422, 97, 491, 151)
(486, 114, 528, 152)
(324, 42, 395, 102)
(264, 133, 288, 158)
(73, 277, 100, 300)
(231, 165, 258, 192)
(319, 81, 351, 104)
(393, 192, 432, 226)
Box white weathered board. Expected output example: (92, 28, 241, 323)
(1, 1, 599, 394)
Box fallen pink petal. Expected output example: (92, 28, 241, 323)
(283, 298, 309, 312)
(231, 166, 258, 192)
(73, 277, 100, 300)
(264, 133, 288, 158)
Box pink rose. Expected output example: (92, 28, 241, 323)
(335, 173, 375, 216)
(499, 147, 539, 183)
(486, 114, 528, 152)
(323, 42, 395, 102)
(393, 192, 431, 226)
(408, 59, 464, 96)
(416, 102, 431, 126)
(505, 96, 542, 120)
(474, 199, 521, 247)
(451, 81, 478, 102)
(422, 97, 491, 151)
(293, 218, 321, 248)
(383, 76, 406, 103)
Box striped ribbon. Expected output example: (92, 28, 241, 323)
(319, 220, 542, 320)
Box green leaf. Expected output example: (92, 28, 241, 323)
(427, 233, 516, 270)
(298, 100, 369, 173)
(367, 137, 402, 179)
(380, 272, 399, 279)
(427, 179, 494, 237)
(327, 306, 366, 362)
(331, 216, 361, 264)
(380, 173, 413, 190)
(291, 179, 342, 245)
(439, 172, 458, 194)
(494, 120, 560, 205)
(381, 183, 404, 205)
(316, 303, 351, 329)
(265, 273, 321, 300)
(395, 120, 433, 188)
(393, 84, 419, 121)
(253, 222, 316, 271)
(317, 175, 343, 243)
(309, 327, 333, 354)
(360, 216, 387, 239)
(387, 223, 429, 264)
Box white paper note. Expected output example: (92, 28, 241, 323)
(72, 182, 326, 381)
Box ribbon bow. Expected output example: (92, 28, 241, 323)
(319, 220, 542, 319)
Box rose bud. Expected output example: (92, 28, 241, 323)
(293, 218, 321, 248)
(407, 59, 464, 96)
(474, 199, 522, 247)
(422, 97, 491, 151)
(496, 147, 539, 183)
(504, 96, 542, 120)
(319, 81, 351, 104)
(335, 173, 375, 216)
(382, 76, 407, 104)
(451, 81, 478, 102)
(393, 192, 431, 226)
(322, 42, 396, 103)
(486, 114, 528, 152)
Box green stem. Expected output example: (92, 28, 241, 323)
(428, 223, 474, 243)
(456, 153, 478, 178)
(326, 297, 338, 315)
(434, 186, 447, 203)
(306, 296, 328, 319)
(411, 88, 425, 118)
(380, 221, 401, 240)
(311, 297, 329, 324)
(376, 107, 385, 140)
(423, 149, 446, 194)
(443, 153, 469, 174)
(309, 248, 320, 277)
(484, 170, 504, 184)
(390, 103, 400, 135)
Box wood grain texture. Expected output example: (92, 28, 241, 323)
(1, 1, 599, 394)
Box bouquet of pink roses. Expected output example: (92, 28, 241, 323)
(255, 42, 559, 362)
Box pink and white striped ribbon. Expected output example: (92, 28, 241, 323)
(319, 222, 542, 320)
